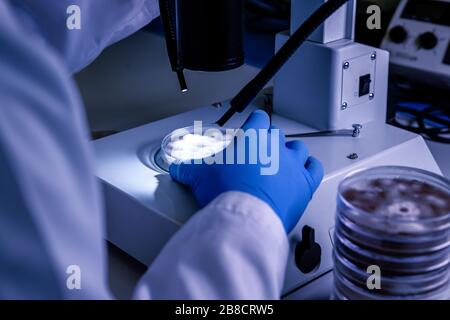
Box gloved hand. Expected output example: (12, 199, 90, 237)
(169, 110, 324, 233)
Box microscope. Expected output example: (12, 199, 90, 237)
(92, 0, 442, 299)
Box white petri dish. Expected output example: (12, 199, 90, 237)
(154, 125, 234, 172)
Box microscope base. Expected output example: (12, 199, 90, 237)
(93, 104, 441, 298)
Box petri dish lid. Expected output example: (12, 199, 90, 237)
(335, 213, 450, 255)
(338, 166, 450, 236)
(160, 124, 234, 169)
(333, 249, 450, 295)
(333, 267, 450, 300)
(334, 229, 450, 274)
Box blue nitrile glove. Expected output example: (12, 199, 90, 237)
(169, 110, 324, 233)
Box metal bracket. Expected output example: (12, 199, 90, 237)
(286, 124, 362, 138)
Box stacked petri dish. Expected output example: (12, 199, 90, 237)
(333, 166, 450, 300)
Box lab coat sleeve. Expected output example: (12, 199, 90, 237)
(134, 191, 290, 299)
(10, 0, 160, 73)
(0, 2, 111, 299)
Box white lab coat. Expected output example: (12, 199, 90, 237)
(0, 0, 288, 299)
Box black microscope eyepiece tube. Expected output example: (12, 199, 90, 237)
(159, 0, 245, 92)
(178, 0, 245, 72)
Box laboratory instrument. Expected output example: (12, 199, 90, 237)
(93, 0, 444, 299)
(159, 0, 244, 92)
(381, 0, 450, 88)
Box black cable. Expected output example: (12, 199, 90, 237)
(216, 0, 350, 126)
(387, 74, 450, 143)
(159, 0, 187, 92)
(391, 104, 450, 143)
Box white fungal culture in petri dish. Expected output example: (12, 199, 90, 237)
(154, 125, 234, 172)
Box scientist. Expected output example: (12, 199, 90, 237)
(0, 0, 323, 299)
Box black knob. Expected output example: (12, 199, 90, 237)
(417, 32, 438, 50)
(295, 226, 322, 274)
(389, 25, 408, 44)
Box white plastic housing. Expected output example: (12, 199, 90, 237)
(274, 33, 389, 130)
(93, 104, 441, 299)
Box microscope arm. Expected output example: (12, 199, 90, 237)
(216, 0, 350, 126)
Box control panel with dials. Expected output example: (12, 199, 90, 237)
(381, 0, 450, 87)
